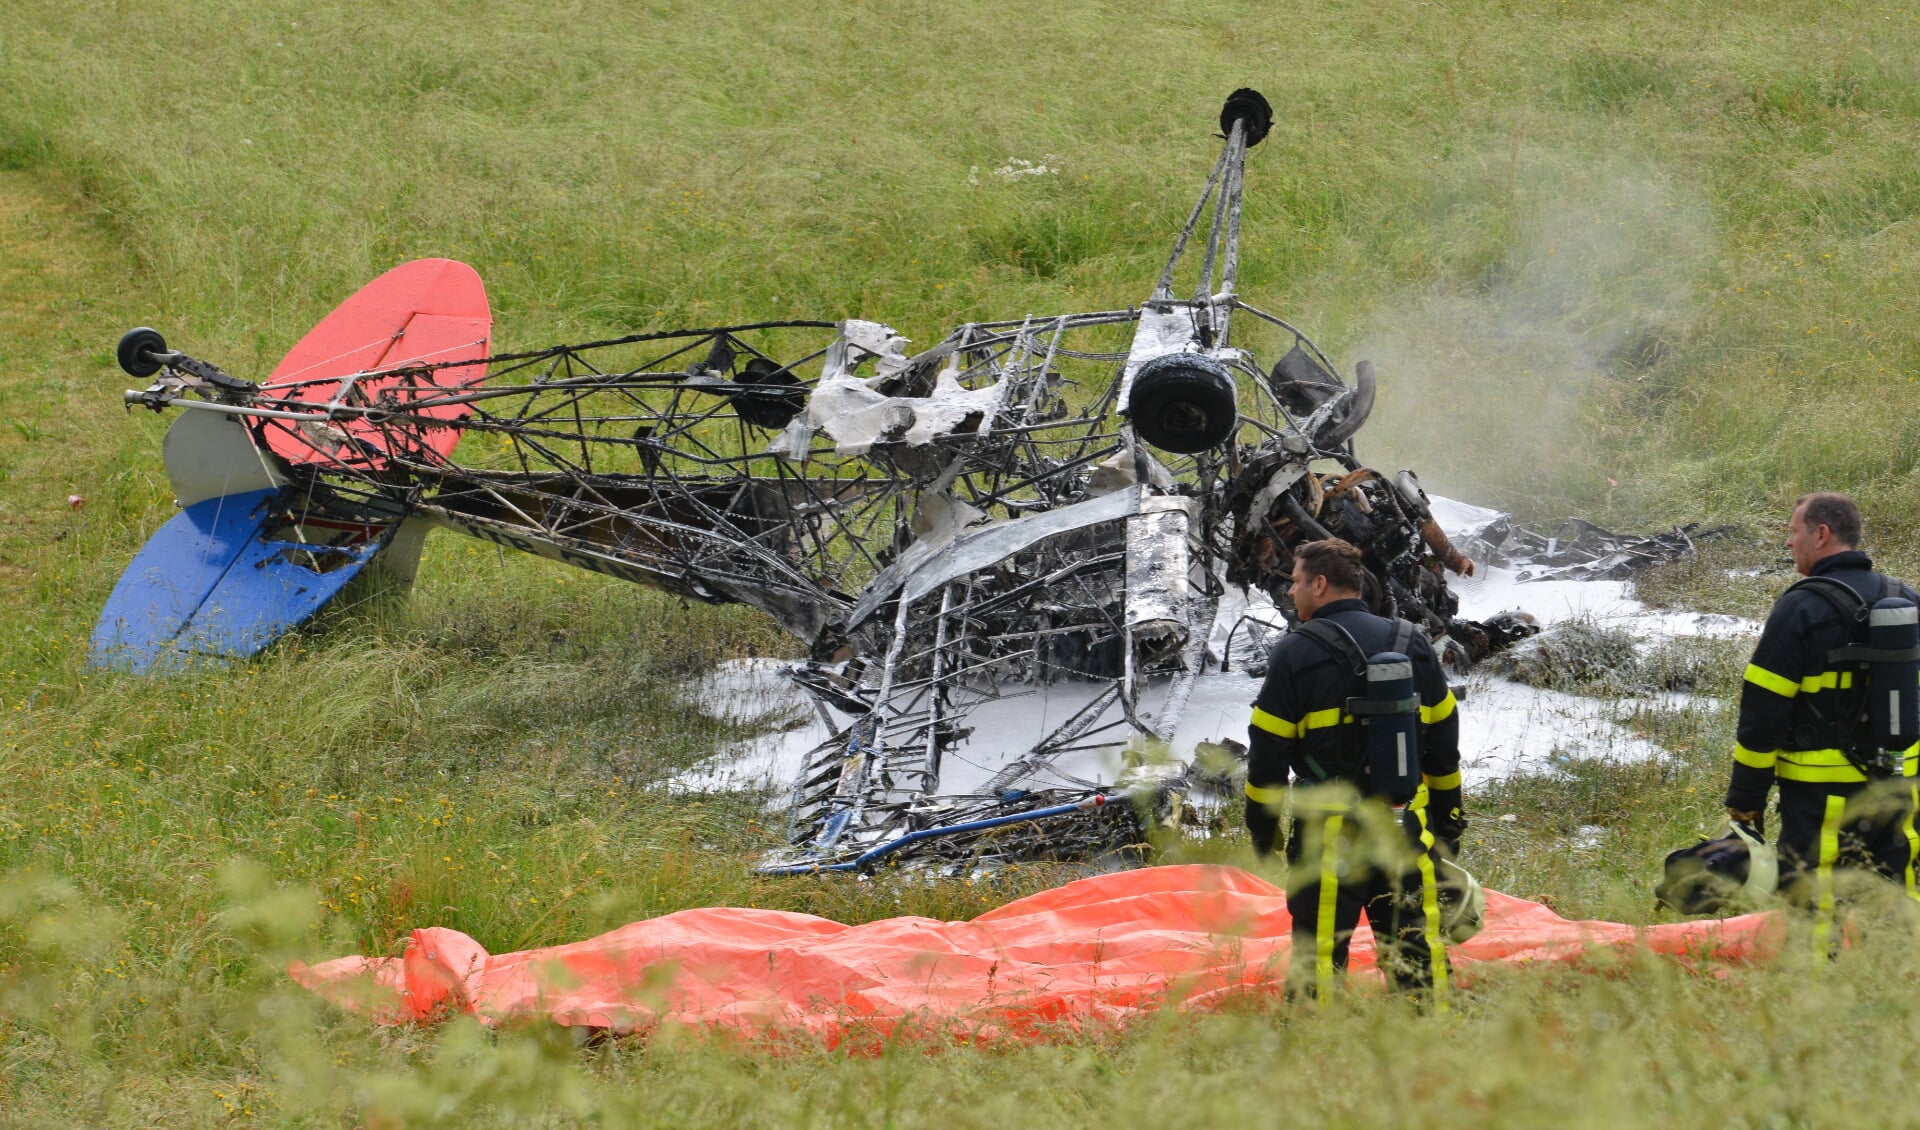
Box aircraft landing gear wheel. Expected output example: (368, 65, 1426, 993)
(1127, 352, 1238, 454)
(117, 327, 168, 378)
(1220, 88, 1273, 147)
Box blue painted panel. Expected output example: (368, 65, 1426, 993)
(90, 488, 382, 673)
(191, 524, 381, 658)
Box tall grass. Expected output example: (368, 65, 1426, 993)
(4, 0, 1917, 527)
(4, 0, 1920, 1124)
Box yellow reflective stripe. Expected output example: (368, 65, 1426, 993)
(1777, 763, 1867, 783)
(1812, 794, 1846, 968)
(1254, 706, 1355, 736)
(1250, 707, 1298, 738)
(1421, 770, 1462, 791)
(1408, 786, 1450, 1014)
(1407, 783, 1432, 840)
(1419, 691, 1457, 725)
(1746, 746, 1920, 782)
(1773, 747, 1919, 782)
(1743, 665, 1859, 697)
(1905, 785, 1919, 902)
(1316, 813, 1343, 1002)
(1744, 663, 1799, 698)
(1244, 781, 1287, 806)
(1301, 707, 1349, 731)
(1775, 748, 1868, 784)
(1733, 744, 1778, 771)
(1780, 749, 1858, 767)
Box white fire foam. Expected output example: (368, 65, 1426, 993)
(668, 496, 1760, 797)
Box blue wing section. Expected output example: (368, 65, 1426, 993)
(90, 488, 384, 673)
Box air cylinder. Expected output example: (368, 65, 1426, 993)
(1363, 651, 1422, 804)
(1868, 597, 1920, 767)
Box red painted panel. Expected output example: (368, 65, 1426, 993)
(259, 259, 491, 468)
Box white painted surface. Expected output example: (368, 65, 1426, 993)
(162, 409, 286, 507)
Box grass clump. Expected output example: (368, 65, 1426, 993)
(1484, 618, 1642, 691)
(1485, 620, 1746, 696)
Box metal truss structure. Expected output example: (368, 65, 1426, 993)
(105, 90, 1706, 872)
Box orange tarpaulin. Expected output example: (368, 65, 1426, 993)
(290, 865, 1778, 1045)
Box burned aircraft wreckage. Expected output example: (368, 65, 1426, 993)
(96, 90, 1706, 873)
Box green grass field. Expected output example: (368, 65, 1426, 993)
(5, 1, 1920, 1124)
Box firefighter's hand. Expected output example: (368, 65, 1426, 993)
(1430, 788, 1467, 856)
(1726, 807, 1764, 839)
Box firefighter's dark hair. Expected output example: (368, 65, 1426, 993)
(1293, 538, 1367, 594)
(1795, 492, 1862, 548)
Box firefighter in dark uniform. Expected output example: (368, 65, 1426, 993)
(1244, 538, 1466, 1005)
(1725, 492, 1920, 952)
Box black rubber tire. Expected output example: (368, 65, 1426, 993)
(1127, 352, 1239, 454)
(732, 358, 806, 429)
(1220, 88, 1272, 148)
(117, 327, 168, 378)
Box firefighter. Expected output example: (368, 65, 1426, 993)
(1244, 538, 1465, 1005)
(1724, 492, 1920, 953)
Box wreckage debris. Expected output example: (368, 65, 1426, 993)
(93, 89, 1726, 875)
(1465, 517, 1735, 582)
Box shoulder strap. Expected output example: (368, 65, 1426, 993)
(1818, 573, 1920, 664)
(1786, 574, 1869, 629)
(1785, 573, 1920, 663)
(1390, 617, 1417, 656)
(1779, 573, 1915, 773)
(1295, 618, 1367, 676)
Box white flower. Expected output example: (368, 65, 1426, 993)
(991, 155, 1059, 180)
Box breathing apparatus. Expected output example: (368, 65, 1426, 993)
(1862, 597, 1919, 775)
(1294, 618, 1424, 802)
(1348, 650, 1422, 805)
(1792, 576, 1920, 777)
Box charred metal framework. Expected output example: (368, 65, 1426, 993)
(114, 91, 1555, 871)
